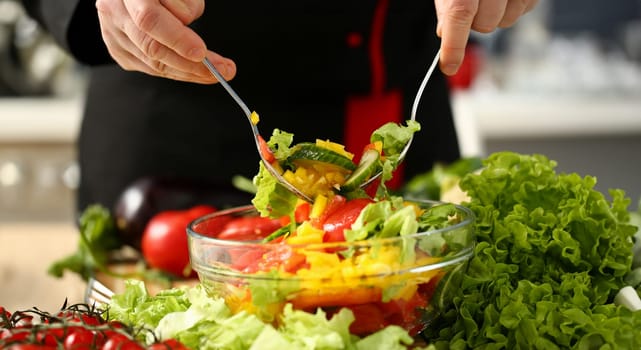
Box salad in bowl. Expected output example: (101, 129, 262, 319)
(187, 120, 476, 336)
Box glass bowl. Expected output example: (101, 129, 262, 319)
(187, 200, 475, 337)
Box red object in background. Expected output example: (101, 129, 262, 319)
(344, 0, 405, 191)
(141, 205, 217, 277)
(447, 43, 483, 90)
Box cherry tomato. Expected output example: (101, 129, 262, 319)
(64, 328, 105, 349)
(4, 345, 57, 350)
(141, 205, 217, 277)
(216, 216, 282, 241)
(321, 198, 373, 243)
(100, 333, 144, 350)
(147, 339, 189, 350)
(36, 327, 66, 346)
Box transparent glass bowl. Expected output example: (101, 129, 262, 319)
(187, 200, 475, 337)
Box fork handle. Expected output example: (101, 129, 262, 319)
(203, 58, 252, 118)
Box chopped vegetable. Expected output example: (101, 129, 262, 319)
(252, 120, 420, 216)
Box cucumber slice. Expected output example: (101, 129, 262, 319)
(287, 143, 356, 171)
(340, 149, 381, 192)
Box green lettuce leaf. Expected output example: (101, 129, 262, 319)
(107, 280, 421, 349)
(425, 151, 641, 349)
(251, 161, 298, 218)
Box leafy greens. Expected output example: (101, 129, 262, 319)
(425, 151, 641, 349)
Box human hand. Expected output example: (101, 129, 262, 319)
(95, 0, 236, 83)
(435, 0, 538, 75)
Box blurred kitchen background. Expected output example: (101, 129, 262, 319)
(0, 0, 640, 223)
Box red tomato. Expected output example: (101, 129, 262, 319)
(4, 345, 57, 350)
(321, 198, 373, 243)
(279, 202, 311, 226)
(259, 245, 308, 273)
(229, 248, 266, 273)
(345, 304, 387, 335)
(100, 334, 144, 350)
(316, 195, 347, 224)
(257, 135, 276, 164)
(141, 205, 217, 277)
(64, 329, 105, 349)
(147, 339, 189, 350)
(378, 290, 429, 336)
(36, 327, 66, 346)
(216, 217, 282, 241)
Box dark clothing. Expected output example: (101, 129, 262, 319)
(22, 0, 460, 213)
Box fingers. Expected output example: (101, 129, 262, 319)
(123, 0, 206, 62)
(435, 0, 479, 75)
(159, 0, 204, 25)
(472, 0, 507, 33)
(499, 0, 538, 28)
(95, 0, 235, 84)
(435, 0, 538, 76)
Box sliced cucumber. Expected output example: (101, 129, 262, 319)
(340, 149, 381, 192)
(287, 143, 356, 171)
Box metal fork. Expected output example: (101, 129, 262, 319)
(85, 277, 114, 309)
(202, 58, 314, 203)
(203, 49, 440, 200)
(357, 49, 441, 189)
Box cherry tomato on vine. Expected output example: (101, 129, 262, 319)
(101, 333, 144, 350)
(147, 339, 189, 350)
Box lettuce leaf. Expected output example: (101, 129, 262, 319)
(425, 151, 641, 349)
(251, 161, 298, 218)
(108, 280, 422, 349)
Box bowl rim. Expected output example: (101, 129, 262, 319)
(186, 199, 475, 247)
(187, 199, 476, 279)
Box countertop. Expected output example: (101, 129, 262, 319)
(0, 222, 86, 313)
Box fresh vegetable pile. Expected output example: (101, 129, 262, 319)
(189, 198, 475, 337)
(184, 120, 475, 338)
(0, 301, 189, 349)
(422, 152, 641, 349)
(105, 279, 422, 350)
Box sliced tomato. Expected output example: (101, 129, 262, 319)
(321, 198, 373, 243)
(316, 195, 347, 224)
(345, 304, 387, 335)
(229, 248, 267, 273)
(280, 202, 312, 227)
(257, 135, 276, 164)
(260, 245, 308, 273)
(378, 290, 429, 336)
(217, 217, 282, 241)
